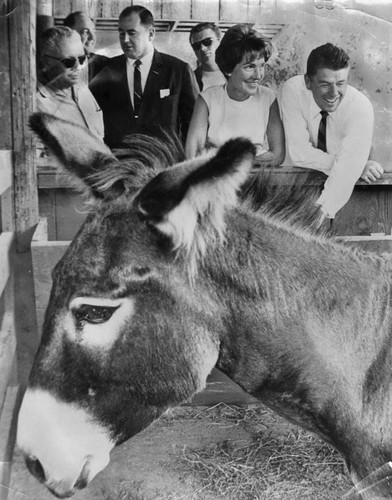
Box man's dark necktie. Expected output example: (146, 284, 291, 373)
(317, 110, 328, 152)
(133, 59, 142, 118)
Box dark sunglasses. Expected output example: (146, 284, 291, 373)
(191, 38, 214, 51)
(44, 54, 87, 69)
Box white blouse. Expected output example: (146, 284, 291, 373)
(201, 83, 276, 156)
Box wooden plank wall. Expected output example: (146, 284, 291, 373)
(0, 1, 38, 496)
(0, 153, 17, 500)
(0, 6, 17, 497)
(9, 0, 38, 251)
(52, 0, 293, 19)
(51, 0, 387, 22)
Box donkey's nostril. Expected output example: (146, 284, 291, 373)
(25, 455, 46, 483)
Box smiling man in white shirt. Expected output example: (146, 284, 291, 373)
(279, 43, 383, 219)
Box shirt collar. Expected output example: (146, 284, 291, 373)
(37, 82, 76, 99)
(126, 47, 154, 68)
(309, 96, 323, 120)
(309, 94, 339, 121)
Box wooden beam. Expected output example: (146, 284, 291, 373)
(9, 0, 38, 251)
(0, 386, 21, 500)
(0, 151, 12, 198)
(0, 151, 13, 234)
(0, 233, 14, 299)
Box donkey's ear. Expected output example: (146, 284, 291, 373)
(30, 113, 121, 197)
(135, 138, 255, 254)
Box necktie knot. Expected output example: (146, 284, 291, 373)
(320, 110, 329, 119)
(134, 59, 141, 68)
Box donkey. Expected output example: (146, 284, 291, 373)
(17, 113, 392, 499)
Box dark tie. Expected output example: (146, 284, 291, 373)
(317, 110, 328, 152)
(133, 59, 142, 118)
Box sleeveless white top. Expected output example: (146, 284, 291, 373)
(201, 83, 276, 155)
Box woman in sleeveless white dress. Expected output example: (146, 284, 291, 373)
(186, 24, 285, 168)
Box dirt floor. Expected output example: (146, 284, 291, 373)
(8, 399, 352, 500)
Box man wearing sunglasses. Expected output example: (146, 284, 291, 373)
(89, 5, 198, 149)
(37, 26, 104, 143)
(63, 11, 109, 83)
(189, 22, 226, 91)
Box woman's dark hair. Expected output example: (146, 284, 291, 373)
(306, 43, 350, 77)
(215, 24, 272, 76)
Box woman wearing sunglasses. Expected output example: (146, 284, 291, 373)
(186, 24, 285, 167)
(36, 26, 104, 143)
(189, 22, 226, 91)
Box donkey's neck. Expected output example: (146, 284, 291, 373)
(203, 210, 392, 416)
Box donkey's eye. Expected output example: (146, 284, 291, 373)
(73, 305, 119, 325)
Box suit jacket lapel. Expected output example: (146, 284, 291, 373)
(139, 50, 162, 119)
(117, 55, 133, 114)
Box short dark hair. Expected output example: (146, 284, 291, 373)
(306, 43, 350, 77)
(63, 11, 92, 28)
(119, 5, 154, 27)
(215, 24, 272, 76)
(189, 22, 221, 43)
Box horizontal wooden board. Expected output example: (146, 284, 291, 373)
(54, 16, 286, 37)
(190, 368, 258, 406)
(340, 235, 392, 253)
(0, 151, 12, 197)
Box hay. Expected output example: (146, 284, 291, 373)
(176, 403, 351, 500)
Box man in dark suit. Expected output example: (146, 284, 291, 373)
(89, 5, 199, 149)
(63, 11, 109, 82)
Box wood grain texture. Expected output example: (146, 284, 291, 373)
(332, 187, 392, 237)
(0, 151, 12, 198)
(0, 16, 12, 151)
(53, 0, 101, 17)
(9, 0, 38, 247)
(0, 233, 14, 298)
(191, 0, 219, 20)
(0, 386, 21, 500)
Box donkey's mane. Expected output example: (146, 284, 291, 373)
(87, 132, 185, 199)
(241, 168, 326, 234)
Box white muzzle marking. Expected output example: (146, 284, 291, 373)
(17, 389, 114, 493)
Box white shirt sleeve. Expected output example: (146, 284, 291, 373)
(279, 78, 335, 174)
(316, 95, 374, 218)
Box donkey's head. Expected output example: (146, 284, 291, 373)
(17, 114, 255, 497)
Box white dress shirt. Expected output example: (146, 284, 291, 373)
(126, 49, 154, 108)
(279, 75, 374, 218)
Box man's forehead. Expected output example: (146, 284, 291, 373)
(118, 13, 147, 30)
(314, 66, 350, 81)
(191, 29, 216, 43)
(56, 35, 84, 56)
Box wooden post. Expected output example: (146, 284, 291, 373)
(37, 0, 54, 39)
(9, 0, 38, 252)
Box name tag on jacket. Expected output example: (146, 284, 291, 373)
(160, 89, 170, 98)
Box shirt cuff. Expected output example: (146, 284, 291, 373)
(316, 196, 336, 219)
